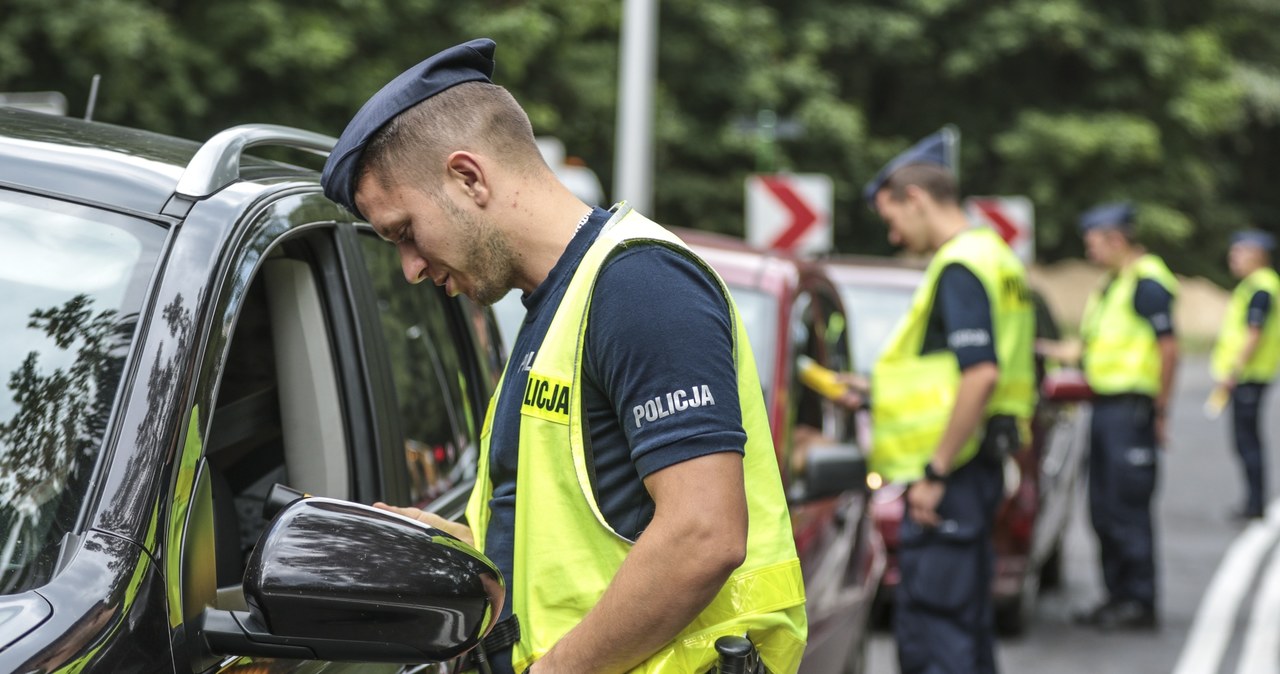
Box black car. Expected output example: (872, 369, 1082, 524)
(0, 107, 509, 672)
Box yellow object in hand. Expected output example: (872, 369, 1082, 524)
(1204, 385, 1230, 419)
(797, 355, 850, 400)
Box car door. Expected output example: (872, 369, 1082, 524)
(172, 196, 415, 674)
(786, 282, 877, 673)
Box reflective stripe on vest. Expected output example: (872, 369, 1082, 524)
(1212, 267, 1280, 382)
(465, 206, 808, 674)
(1081, 254, 1179, 396)
(869, 227, 1037, 483)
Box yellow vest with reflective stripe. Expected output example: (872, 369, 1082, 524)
(869, 227, 1037, 483)
(1081, 254, 1179, 396)
(1212, 267, 1280, 383)
(465, 206, 808, 674)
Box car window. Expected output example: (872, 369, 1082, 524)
(356, 234, 478, 508)
(203, 233, 352, 590)
(457, 294, 506, 390)
(790, 292, 826, 433)
(839, 284, 916, 374)
(0, 191, 164, 595)
(490, 289, 526, 359)
(724, 285, 779, 401)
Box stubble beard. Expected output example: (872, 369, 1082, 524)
(463, 216, 518, 307)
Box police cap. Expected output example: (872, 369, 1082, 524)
(1078, 202, 1136, 234)
(1231, 229, 1277, 252)
(322, 38, 497, 219)
(862, 128, 955, 205)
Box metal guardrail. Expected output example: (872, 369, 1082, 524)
(175, 124, 336, 199)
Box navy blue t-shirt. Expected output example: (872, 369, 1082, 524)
(922, 264, 998, 370)
(1133, 279, 1175, 336)
(481, 207, 746, 672)
(1247, 289, 1272, 328)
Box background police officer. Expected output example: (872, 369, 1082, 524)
(1211, 229, 1280, 520)
(864, 130, 1036, 674)
(320, 39, 807, 673)
(1074, 202, 1178, 630)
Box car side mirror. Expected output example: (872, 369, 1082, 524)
(195, 497, 503, 667)
(1041, 368, 1094, 403)
(794, 443, 867, 502)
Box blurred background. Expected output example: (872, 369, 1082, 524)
(4, 0, 1279, 325)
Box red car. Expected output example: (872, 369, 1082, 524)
(824, 254, 1089, 634)
(680, 230, 886, 673)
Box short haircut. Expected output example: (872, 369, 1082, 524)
(357, 81, 545, 196)
(882, 163, 958, 205)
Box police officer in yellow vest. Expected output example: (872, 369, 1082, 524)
(1211, 230, 1280, 520)
(863, 131, 1036, 674)
(320, 39, 806, 673)
(1074, 202, 1178, 630)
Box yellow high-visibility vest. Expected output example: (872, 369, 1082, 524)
(1081, 254, 1179, 396)
(465, 206, 807, 674)
(1212, 267, 1280, 383)
(870, 227, 1037, 482)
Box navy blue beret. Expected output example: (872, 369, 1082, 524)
(322, 38, 497, 219)
(862, 127, 956, 205)
(1078, 202, 1136, 233)
(1231, 229, 1277, 252)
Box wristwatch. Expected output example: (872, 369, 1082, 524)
(923, 463, 948, 484)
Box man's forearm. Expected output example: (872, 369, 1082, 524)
(534, 453, 747, 673)
(932, 362, 999, 472)
(1157, 336, 1179, 411)
(536, 521, 737, 672)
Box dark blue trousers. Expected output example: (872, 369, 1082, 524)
(1231, 383, 1269, 516)
(895, 455, 1003, 674)
(1088, 396, 1159, 609)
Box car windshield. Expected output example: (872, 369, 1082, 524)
(0, 191, 164, 594)
(723, 285, 779, 401)
(839, 284, 917, 374)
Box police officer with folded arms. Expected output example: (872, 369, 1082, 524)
(1210, 229, 1280, 521)
(863, 130, 1036, 674)
(1074, 203, 1178, 630)
(319, 39, 806, 673)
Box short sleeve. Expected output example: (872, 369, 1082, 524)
(935, 264, 997, 370)
(1247, 290, 1272, 328)
(584, 246, 747, 479)
(1133, 279, 1175, 337)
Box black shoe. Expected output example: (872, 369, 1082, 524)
(1072, 601, 1115, 626)
(1095, 600, 1157, 630)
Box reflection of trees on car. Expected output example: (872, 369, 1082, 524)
(0, 295, 130, 594)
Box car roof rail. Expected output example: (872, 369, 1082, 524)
(174, 123, 336, 199)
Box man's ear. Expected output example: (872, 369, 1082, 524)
(903, 183, 931, 209)
(445, 151, 490, 207)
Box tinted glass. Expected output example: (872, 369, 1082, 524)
(357, 234, 478, 507)
(0, 190, 164, 594)
(839, 285, 916, 374)
(723, 285, 779, 400)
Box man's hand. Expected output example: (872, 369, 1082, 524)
(372, 503, 474, 546)
(1035, 337, 1083, 365)
(907, 479, 945, 528)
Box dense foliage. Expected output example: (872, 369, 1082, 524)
(4, 0, 1279, 280)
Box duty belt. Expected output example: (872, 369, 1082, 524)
(463, 614, 521, 673)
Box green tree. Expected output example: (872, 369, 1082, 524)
(5, 0, 1280, 280)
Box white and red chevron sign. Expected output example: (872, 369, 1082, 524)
(746, 173, 833, 254)
(965, 196, 1035, 265)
